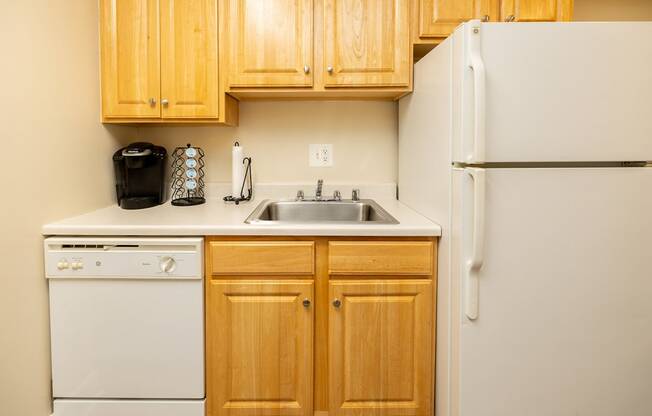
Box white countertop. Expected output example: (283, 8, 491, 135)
(42, 197, 441, 237)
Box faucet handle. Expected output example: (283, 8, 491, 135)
(333, 190, 342, 201)
(352, 189, 360, 201)
(315, 179, 324, 200)
(296, 190, 304, 201)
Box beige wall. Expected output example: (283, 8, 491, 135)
(0, 2, 133, 415)
(574, 0, 652, 21)
(138, 101, 398, 185)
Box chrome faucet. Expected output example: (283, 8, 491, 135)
(352, 189, 360, 201)
(315, 179, 323, 200)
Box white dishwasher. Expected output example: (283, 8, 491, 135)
(44, 237, 205, 416)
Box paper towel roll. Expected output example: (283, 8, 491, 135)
(231, 141, 244, 197)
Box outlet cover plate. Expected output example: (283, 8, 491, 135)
(309, 144, 333, 167)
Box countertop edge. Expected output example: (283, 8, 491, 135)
(41, 224, 442, 237)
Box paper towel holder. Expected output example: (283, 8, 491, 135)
(223, 156, 252, 205)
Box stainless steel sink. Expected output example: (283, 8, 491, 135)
(245, 199, 399, 224)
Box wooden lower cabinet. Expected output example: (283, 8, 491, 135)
(206, 280, 314, 416)
(205, 237, 436, 416)
(329, 280, 433, 416)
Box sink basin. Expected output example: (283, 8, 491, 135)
(245, 199, 399, 224)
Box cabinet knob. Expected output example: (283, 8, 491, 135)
(302, 298, 311, 308)
(304, 65, 310, 74)
(161, 98, 169, 107)
(505, 15, 515, 22)
(332, 298, 342, 308)
(481, 15, 490, 22)
(327, 66, 334, 74)
(148, 98, 156, 106)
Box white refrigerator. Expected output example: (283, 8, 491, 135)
(399, 21, 652, 416)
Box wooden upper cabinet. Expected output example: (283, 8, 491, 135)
(323, 0, 410, 87)
(501, 0, 572, 22)
(207, 280, 314, 416)
(160, 0, 219, 118)
(100, 0, 161, 118)
(329, 280, 433, 416)
(419, 0, 495, 38)
(226, 0, 313, 87)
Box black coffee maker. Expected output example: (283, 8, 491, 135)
(113, 142, 167, 209)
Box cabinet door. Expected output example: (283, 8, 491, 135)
(207, 280, 314, 416)
(100, 0, 160, 118)
(323, 0, 410, 87)
(329, 280, 433, 416)
(226, 0, 313, 87)
(419, 0, 495, 38)
(501, 0, 572, 22)
(160, 0, 219, 118)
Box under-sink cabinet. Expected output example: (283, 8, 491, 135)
(205, 237, 437, 416)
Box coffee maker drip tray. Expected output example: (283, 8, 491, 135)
(120, 196, 162, 210)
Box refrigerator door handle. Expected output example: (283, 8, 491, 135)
(466, 20, 486, 163)
(465, 167, 486, 320)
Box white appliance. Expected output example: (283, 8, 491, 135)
(399, 21, 652, 416)
(45, 237, 205, 416)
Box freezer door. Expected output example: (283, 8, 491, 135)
(451, 22, 652, 163)
(451, 167, 652, 416)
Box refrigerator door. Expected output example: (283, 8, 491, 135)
(451, 21, 652, 163)
(451, 167, 652, 416)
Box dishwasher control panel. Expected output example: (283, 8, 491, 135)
(44, 237, 203, 279)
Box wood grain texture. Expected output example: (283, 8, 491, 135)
(100, 0, 161, 118)
(225, 0, 313, 87)
(160, 0, 219, 118)
(323, 0, 411, 87)
(328, 241, 435, 276)
(501, 0, 573, 21)
(205, 236, 437, 415)
(103, 94, 239, 125)
(328, 280, 433, 416)
(313, 239, 330, 411)
(209, 241, 315, 275)
(419, 0, 498, 38)
(206, 280, 314, 416)
(227, 88, 410, 100)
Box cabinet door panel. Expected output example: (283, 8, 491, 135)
(329, 280, 433, 416)
(100, 0, 160, 118)
(227, 0, 313, 87)
(160, 0, 219, 118)
(207, 280, 313, 416)
(420, 0, 494, 38)
(501, 0, 572, 22)
(323, 0, 410, 87)
(209, 241, 315, 276)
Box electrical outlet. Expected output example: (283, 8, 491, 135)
(309, 144, 333, 167)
